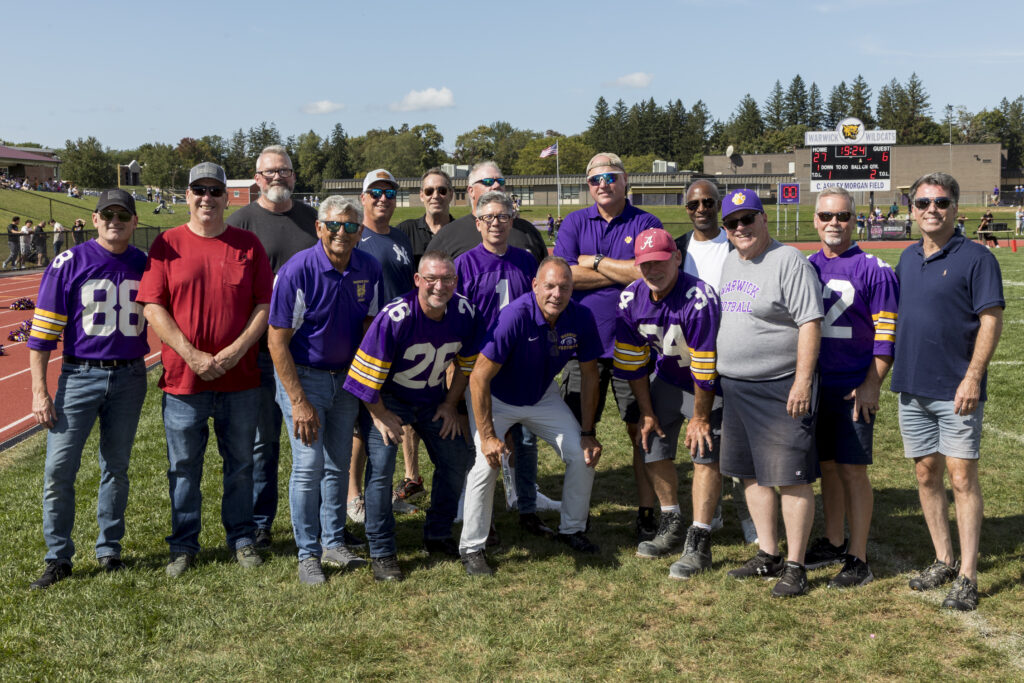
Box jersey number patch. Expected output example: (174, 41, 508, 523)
(81, 278, 145, 337)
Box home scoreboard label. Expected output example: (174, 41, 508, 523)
(809, 145, 891, 192)
(778, 183, 800, 204)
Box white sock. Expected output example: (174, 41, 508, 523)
(660, 505, 681, 515)
(692, 521, 712, 531)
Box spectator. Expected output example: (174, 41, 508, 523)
(51, 220, 66, 255)
(72, 219, 86, 246)
(4, 216, 21, 270)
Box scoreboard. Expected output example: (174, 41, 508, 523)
(809, 145, 891, 191)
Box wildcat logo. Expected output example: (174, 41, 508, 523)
(842, 123, 860, 139)
(732, 192, 747, 205)
(836, 117, 866, 143)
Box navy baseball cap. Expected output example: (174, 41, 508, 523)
(95, 189, 137, 215)
(721, 189, 764, 219)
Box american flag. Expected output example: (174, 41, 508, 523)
(540, 142, 558, 158)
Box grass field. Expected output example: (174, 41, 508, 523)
(0, 246, 1022, 679)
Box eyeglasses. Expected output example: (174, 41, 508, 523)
(476, 213, 513, 224)
(366, 188, 397, 200)
(98, 209, 133, 222)
(420, 274, 457, 286)
(816, 211, 853, 223)
(321, 220, 361, 234)
(422, 186, 449, 197)
(685, 197, 716, 211)
(912, 197, 953, 210)
(474, 177, 506, 187)
(723, 213, 761, 230)
(189, 185, 226, 197)
(257, 168, 294, 179)
(587, 172, 621, 187)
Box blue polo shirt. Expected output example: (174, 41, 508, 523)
(891, 234, 1003, 401)
(269, 243, 381, 370)
(481, 291, 601, 406)
(553, 200, 661, 357)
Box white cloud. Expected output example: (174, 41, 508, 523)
(389, 87, 455, 112)
(606, 72, 653, 88)
(301, 100, 345, 115)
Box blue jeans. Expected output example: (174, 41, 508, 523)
(509, 424, 539, 514)
(364, 395, 473, 558)
(42, 360, 147, 562)
(162, 388, 260, 554)
(275, 366, 359, 560)
(252, 351, 282, 531)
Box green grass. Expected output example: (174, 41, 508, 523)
(1, 246, 1022, 679)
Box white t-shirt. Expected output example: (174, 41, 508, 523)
(682, 227, 731, 292)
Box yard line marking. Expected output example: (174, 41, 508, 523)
(991, 360, 1024, 365)
(1003, 280, 1024, 287)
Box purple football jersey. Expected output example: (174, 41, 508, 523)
(28, 240, 149, 359)
(454, 244, 537, 325)
(345, 290, 484, 406)
(809, 245, 899, 389)
(613, 270, 720, 392)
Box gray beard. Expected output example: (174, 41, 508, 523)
(265, 185, 292, 203)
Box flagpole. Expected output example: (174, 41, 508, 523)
(556, 138, 561, 220)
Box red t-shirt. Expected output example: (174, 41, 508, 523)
(137, 224, 273, 394)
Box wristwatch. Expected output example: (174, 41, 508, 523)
(592, 254, 605, 271)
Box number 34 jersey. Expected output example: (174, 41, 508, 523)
(344, 290, 485, 407)
(28, 240, 149, 359)
(808, 244, 899, 389)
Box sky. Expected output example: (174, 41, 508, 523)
(5, 0, 1023, 154)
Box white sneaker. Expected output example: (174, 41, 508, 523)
(740, 517, 758, 544)
(347, 495, 365, 524)
(535, 486, 561, 512)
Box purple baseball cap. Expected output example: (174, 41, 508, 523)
(721, 189, 764, 219)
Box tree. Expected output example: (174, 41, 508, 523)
(875, 78, 906, 131)
(224, 128, 250, 179)
(783, 75, 808, 127)
(512, 135, 595, 175)
(848, 75, 874, 125)
(321, 123, 352, 181)
(454, 121, 539, 170)
(610, 99, 629, 152)
(137, 142, 184, 188)
(807, 83, 824, 129)
(678, 100, 713, 170)
(826, 81, 849, 127)
(586, 97, 615, 152)
(62, 136, 115, 188)
(763, 80, 786, 131)
(294, 130, 326, 192)
(246, 122, 282, 159)
(723, 94, 764, 153)
(758, 125, 808, 153)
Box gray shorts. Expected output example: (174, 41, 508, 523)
(644, 374, 722, 465)
(719, 375, 818, 487)
(898, 393, 983, 460)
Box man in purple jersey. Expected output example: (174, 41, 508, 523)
(28, 189, 149, 589)
(807, 187, 899, 589)
(459, 257, 603, 576)
(454, 191, 552, 537)
(267, 196, 381, 585)
(344, 251, 482, 582)
(613, 229, 723, 580)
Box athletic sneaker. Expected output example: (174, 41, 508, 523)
(371, 555, 404, 582)
(941, 575, 979, 611)
(668, 526, 712, 580)
(636, 508, 658, 542)
(771, 561, 809, 598)
(165, 552, 194, 578)
(235, 545, 264, 569)
(98, 556, 126, 573)
(558, 531, 600, 555)
(461, 550, 493, 577)
(253, 527, 272, 549)
(803, 536, 848, 570)
(909, 559, 959, 591)
(727, 549, 785, 579)
(636, 511, 687, 558)
(519, 512, 555, 538)
(298, 557, 326, 586)
(394, 476, 426, 502)
(828, 554, 874, 588)
(30, 560, 72, 590)
(347, 495, 366, 524)
(322, 545, 367, 570)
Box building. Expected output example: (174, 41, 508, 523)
(226, 179, 259, 206)
(117, 160, 142, 186)
(0, 145, 62, 183)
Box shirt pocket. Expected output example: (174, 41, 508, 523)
(222, 253, 252, 288)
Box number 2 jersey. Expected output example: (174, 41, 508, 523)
(612, 270, 720, 393)
(808, 244, 899, 390)
(28, 240, 149, 359)
(344, 290, 485, 406)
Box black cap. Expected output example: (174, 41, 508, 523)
(95, 189, 137, 215)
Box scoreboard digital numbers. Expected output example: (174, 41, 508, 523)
(809, 145, 891, 191)
(778, 183, 800, 205)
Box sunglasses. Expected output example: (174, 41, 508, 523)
(816, 211, 853, 223)
(366, 188, 397, 200)
(685, 197, 716, 211)
(98, 209, 133, 222)
(321, 221, 361, 234)
(723, 213, 761, 230)
(587, 172, 621, 187)
(912, 197, 953, 210)
(189, 185, 226, 197)
(422, 186, 449, 197)
(257, 168, 294, 179)
(477, 213, 513, 224)
(474, 177, 506, 187)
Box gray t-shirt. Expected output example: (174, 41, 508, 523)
(716, 240, 823, 381)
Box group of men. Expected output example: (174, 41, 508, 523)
(27, 149, 1003, 611)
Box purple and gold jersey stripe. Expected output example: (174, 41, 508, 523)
(348, 348, 391, 393)
(873, 310, 897, 343)
(456, 352, 477, 376)
(29, 307, 67, 342)
(689, 348, 717, 383)
(612, 341, 650, 375)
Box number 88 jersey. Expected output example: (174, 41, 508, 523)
(28, 240, 150, 359)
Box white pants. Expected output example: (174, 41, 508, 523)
(459, 382, 594, 554)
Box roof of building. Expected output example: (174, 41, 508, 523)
(226, 179, 258, 188)
(0, 145, 61, 164)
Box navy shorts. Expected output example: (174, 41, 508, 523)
(815, 385, 874, 466)
(644, 374, 721, 465)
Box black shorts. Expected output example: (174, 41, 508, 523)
(719, 375, 817, 487)
(815, 385, 874, 466)
(560, 358, 640, 425)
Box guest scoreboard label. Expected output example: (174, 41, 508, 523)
(809, 145, 891, 191)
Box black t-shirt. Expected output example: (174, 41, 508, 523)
(426, 214, 548, 264)
(7, 223, 19, 244)
(396, 213, 455, 271)
(229, 200, 318, 273)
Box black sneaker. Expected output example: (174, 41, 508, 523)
(424, 537, 460, 558)
(909, 559, 959, 591)
(636, 511, 687, 558)
(253, 528, 272, 549)
(771, 561, 809, 598)
(941, 575, 979, 611)
(828, 554, 873, 588)
(98, 556, 126, 573)
(461, 550, 494, 577)
(371, 555, 405, 582)
(30, 560, 72, 589)
(668, 526, 712, 579)
(727, 549, 785, 579)
(519, 512, 555, 538)
(557, 531, 600, 555)
(636, 508, 658, 542)
(803, 536, 848, 569)
(343, 526, 367, 548)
